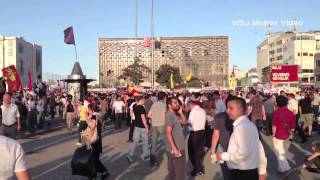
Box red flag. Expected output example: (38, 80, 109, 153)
(143, 37, 151, 47)
(28, 68, 32, 91)
(2, 65, 23, 92)
(64, 26, 75, 45)
(126, 85, 141, 96)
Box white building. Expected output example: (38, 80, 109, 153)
(0, 36, 42, 88)
(257, 31, 320, 88)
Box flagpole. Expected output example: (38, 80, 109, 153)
(135, 0, 138, 61)
(151, 0, 155, 89)
(74, 44, 78, 62)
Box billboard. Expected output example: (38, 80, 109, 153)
(271, 65, 299, 82)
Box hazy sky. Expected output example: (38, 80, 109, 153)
(1, 0, 319, 79)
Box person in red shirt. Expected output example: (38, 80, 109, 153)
(272, 95, 296, 173)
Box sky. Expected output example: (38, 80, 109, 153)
(1, 0, 319, 79)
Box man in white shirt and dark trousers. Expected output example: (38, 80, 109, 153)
(112, 96, 125, 129)
(216, 97, 267, 180)
(0, 94, 21, 139)
(187, 100, 206, 177)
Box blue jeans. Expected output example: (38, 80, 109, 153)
(128, 127, 149, 158)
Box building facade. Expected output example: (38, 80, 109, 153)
(257, 31, 320, 88)
(0, 36, 42, 88)
(98, 36, 229, 88)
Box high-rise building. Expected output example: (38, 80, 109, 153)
(257, 31, 320, 88)
(98, 36, 229, 88)
(0, 36, 42, 87)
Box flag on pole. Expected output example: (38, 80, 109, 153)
(186, 73, 192, 81)
(127, 85, 141, 96)
(143, 37, 151, 47)
(64, 26, 75, 45)
(2, 65, 23, 92)
(28, 68, 33, 91)
(170, 73, 174, 89)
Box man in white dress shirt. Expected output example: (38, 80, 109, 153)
(216, 97, 267, 180)
(187, 100, 206, 177)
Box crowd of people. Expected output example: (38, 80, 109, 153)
(1, 87, 320, 179)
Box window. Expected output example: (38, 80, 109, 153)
(276, 40, 282, 45)
(298, 52, 300, 56)
(36, 49, 41, 71)
(203, 49, 209, 56)
(20, 59, 24, 75)
(276, 55, 283, 60)
(269, 58, 275, 62)
(303, 52, 308, 56)
(310, 53, 314, 56)
(269, 50, 275, 55)
(277, 48, 282, 53)
(301, 78, 308, 83)
(18, 43, 23, 53)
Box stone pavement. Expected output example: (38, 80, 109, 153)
(19, 122, 320, 180)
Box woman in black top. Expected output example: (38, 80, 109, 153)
(87, 104, 109, 179)
(64, 96, 74, 133)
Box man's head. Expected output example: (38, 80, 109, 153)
(276, 95, 288, 107)
(249, 90, 257, 99)
(3, 93, 11, 106)
(213, 91, 220, 99)
(157, 91, 167, 101)
(226, 97, 247, 121)
(280, 90, 286, 96)
(288, 93, 295, 100)
(135, 95, 145, 105)
(167, 97, 180, 112)
(187, 100, 196, 112)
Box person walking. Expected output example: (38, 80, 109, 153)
(148, 91, 167, 166)
(126, 96, 150, 163)
(165, 97, 188, 180)
(112, 96, 125, 129)
(187, 100, 206, 177)
(272, 95, 296, 174)
(64, 96, 75, 134)
(0, 94, 21, 139)
(216, 97, 267, 180)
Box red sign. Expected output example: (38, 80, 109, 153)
(271, 65, 298, 82)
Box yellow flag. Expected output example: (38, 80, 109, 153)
(170, 73, 174, 89)
(186, 73, 192, 81)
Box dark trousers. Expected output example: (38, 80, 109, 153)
(167, 150, 186, 180)
(230, 169, 258, 180)
(0, 124, 17, 139)
(204, 125, 213, 148)
(295, 114, 307, 142)
(128, 120, 135, 141)
(188, 130, 205, 173)
(78, 121, 88, 142)
(115, 113, 122, 129)
(92, 141, 107, 174)
(27, 110, 37, 132)
(220, 162, 232, 180)
(50, 105, 55, 119)
(313, 105, 319, 121)
(265, 113, 273, 136)
(126, 111, 131, 126)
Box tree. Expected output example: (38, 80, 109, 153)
(118, 57, 151, 84)
(186, 76, 203, 88)
(155, 64, 182, 88)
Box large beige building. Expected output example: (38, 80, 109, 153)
(98, 36, 229, 88)
(0, 36, 42, 87)
(257, 31, 320, 88)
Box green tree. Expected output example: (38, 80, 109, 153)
(186, 76, 203, 88)
(118, 57, 151, 84)
(155, 64, 182, 88)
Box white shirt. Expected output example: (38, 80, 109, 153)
(188, 105, 206, 131)
(288, 98, 298, 115)
(221, 115, 267, 174)
(312, 93, 320, 106)
(215, 99, 226, 114)
(1, 104, 20, 126)
(0, 135, 27, 179)
(129, 102, 136, 120)
(113, 100, 125, 113)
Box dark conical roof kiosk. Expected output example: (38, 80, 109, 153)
(62, 62, 95, 101)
